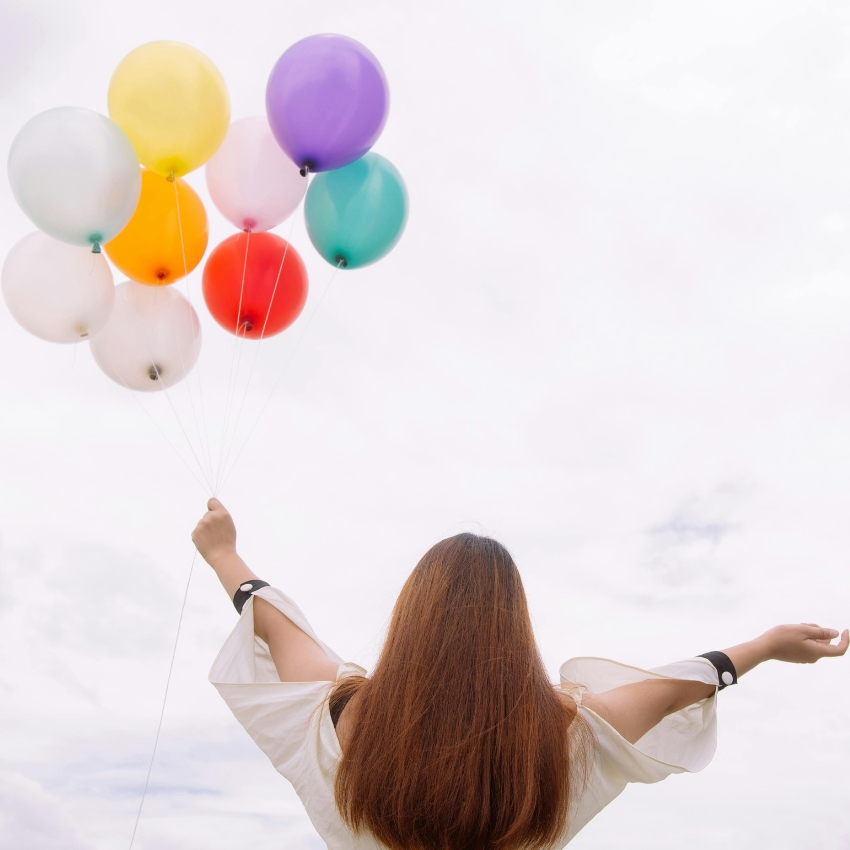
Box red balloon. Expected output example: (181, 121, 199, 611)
(202, 232, 308, 338)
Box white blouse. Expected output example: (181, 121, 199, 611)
(209, 586, 721, 848)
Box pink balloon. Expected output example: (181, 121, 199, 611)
(205, 116, 307, 232)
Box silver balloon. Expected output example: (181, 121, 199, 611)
(89, 281, 201, 391)
(2, 231, 115, 343)
(8, 107, 141, 249)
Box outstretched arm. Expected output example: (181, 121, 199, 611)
(192, 498, 340, 682)
(582, 625, 848, 744)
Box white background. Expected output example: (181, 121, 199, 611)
(1, 1, 849, 848)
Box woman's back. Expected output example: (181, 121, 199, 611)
(326, 534, 591, 850)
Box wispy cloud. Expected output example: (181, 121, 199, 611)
(615, 481, 751, 609)
(0, 773, 92, 850)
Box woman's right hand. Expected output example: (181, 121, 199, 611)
(192, 497, 238, 565)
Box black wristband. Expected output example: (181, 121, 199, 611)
(233, 580, 270, 615)
(698, 651, 738, 690)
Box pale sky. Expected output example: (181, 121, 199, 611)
(1, 1, 849, 848)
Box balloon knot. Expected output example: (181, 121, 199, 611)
(167, 170, 175, 183)
(149, 365, 161, 381)
(91, 242, 101, 254)
(334, 255, 348, 269)
(299, 161, 314, 177)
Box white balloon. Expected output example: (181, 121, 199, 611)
(90, 281, 201, 392)
(205, 116, 306, 232)
(2, 231, 115, 343)
(8, 107, 141, 249)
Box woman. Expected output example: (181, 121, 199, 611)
(195, 498, 847, 849)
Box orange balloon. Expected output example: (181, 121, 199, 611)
(105, 168, 208, 285)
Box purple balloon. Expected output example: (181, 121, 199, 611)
(266, 34, 389, 174)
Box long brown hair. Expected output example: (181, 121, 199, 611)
(330, 533, 594, 850)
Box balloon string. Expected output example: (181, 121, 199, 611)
(117, 372, 208, 494)
(138, 278, 211, 491)
(214, 232, 251, 494)
(172, 176, 215, 488)
(119, 375, 207, 494)
(181, 273, 215, 485)
(171, 179, 209, 482)
(260, 214, 296, 339)
(110, 283, 209, 491)
(215, 330, 246, 495)
(149, 354, 214, 493)
(220, 259, 342, 493)
(216, 206, 301, 491)
(163, 293, 212, 490)
(122, 388, 208, 494)
(128, 549, 196, 850)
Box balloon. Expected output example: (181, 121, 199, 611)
(304, 152, 408, 269)
(202, 232, 308, 339)
(205, 117, 307, 232)
(108, 41, 230, 178)
(7, 107, 141, 250)
(90, 280, 201, 391)
(105, 169, 208, 286)
(1, 231, 115, 343)
(266, 34, 389, 173)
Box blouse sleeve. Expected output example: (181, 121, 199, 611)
(559, 656, 722, 843)
(208, 585, 365, 788)
(560, 656, 719, 778)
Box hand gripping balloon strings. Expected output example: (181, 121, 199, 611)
(172, 174, 215, 487)
(214, 231, 252, 493)
(215, 204, 300, 495)
(219, 258, 343, 494)
(127, 550, 197, 850)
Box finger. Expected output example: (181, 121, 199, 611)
(208, 497, 224, 511)
(814, 630, 848, 657)
(802, 625, 838, 642)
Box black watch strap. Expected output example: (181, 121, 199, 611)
(233, 580, 270, 614)
(698, 650, 738, 690)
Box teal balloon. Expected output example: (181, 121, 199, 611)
(304, 152, 408, 269)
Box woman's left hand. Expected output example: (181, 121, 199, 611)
(761, 624, 849, 664)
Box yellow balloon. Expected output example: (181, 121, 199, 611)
(105, 168, 209, 286)
(108, 41, 230, 178)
